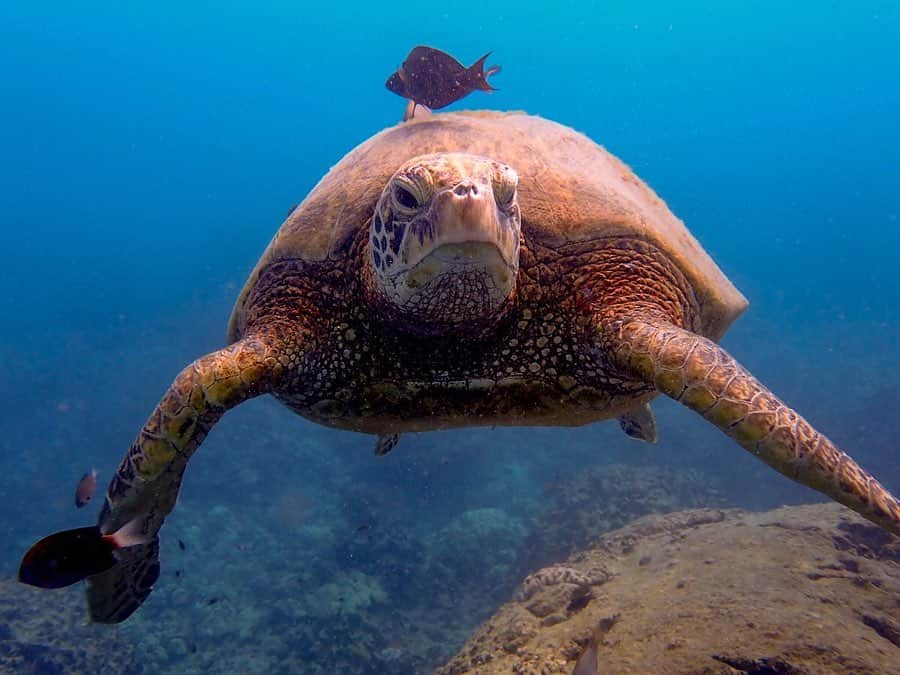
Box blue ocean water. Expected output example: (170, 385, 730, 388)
(1, 2, 898, 672)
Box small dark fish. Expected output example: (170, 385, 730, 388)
(386, 46, 500, 112)
(572, 615, 619, 675)
(177, 538, 186, 551)
(188, 642, 197, 654)
(355, 524, 370, 534)
(18, 517, 149, 589)
(74, 469, 97, 508)
(207, 597, 219, 605)
(572, 625, 602, 675)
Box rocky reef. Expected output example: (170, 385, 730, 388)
(15, 462, 862, 674)
(89, 461, 722, 673)
(517, 463, 726, 574)
(0, 577, 137, 673)
(438, 503, 900, 674)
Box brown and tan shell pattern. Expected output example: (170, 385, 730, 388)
(227, 111, 747, 343)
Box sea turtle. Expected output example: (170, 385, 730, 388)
(20, 111, 900, 624)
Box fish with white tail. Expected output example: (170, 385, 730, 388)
(19, 516, 149, 589)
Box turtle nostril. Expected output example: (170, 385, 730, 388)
(454, 181, 478, 197)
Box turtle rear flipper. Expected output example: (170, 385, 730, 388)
(374, 433, 400, 456)
(618, 402, 658, 443)
(600, 313, 900, 536)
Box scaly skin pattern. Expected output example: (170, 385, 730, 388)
(367, 153, 521, 337)
(597, 313, 900, 537)
(240, 232, 680, 433)
(100, 334, 287, 534)
(86, 334, 291, 623)
(82, 125, 900, 622)
(88, 233, 679, 622)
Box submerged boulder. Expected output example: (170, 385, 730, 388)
(438, 503, 900, 674)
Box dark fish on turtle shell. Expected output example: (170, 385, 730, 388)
(386, 46, 500, 112)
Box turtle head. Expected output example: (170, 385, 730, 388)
(367, 153, 521, 336)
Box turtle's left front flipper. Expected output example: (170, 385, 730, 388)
(597, 314, 900, 537)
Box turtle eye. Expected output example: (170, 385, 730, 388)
(493, 167, 518, 209)
(394, 184, 419, 211)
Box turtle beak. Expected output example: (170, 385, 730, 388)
(404, 180, 519, 271)
(395, 183, 518, 312)
(403, 242, 514, 297)
(368, 153, 522, 336)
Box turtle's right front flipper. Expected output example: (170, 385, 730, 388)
(19, 333, 288, 622)
(597, 313, 900, 537)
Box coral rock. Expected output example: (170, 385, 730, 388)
(438, 503, 900, 674)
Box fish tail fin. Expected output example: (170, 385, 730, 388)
(469, 51, 500, 91)
(104, 513, 151, 549)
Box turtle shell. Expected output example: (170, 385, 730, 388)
(228, 111, 747, 342)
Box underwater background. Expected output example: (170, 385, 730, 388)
(1, 1, 898, 673)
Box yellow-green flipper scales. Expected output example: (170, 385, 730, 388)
(87, 335, 290, 622)
(598, 314, 900, 535)
(19, 111, 899, 624)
